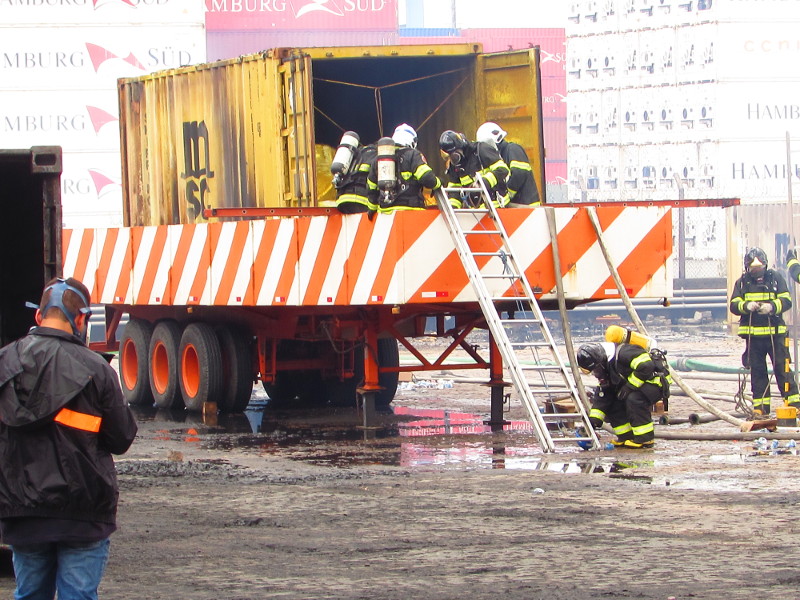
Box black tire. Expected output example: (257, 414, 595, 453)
(216, 325, 254, 413)
(262, 374, 296, 403)
(329, 339, 400, 408)
(262, 371, 326, 406)
(376, 337, 400, 408)
(149, 320, 183, 409)
(119, 318, 154, 406)
(180, 323, 223, 412)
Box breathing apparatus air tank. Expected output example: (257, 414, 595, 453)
(376, 136, 396, 202)
(604, 325, 655, 350)
(330, 131, 360, 186)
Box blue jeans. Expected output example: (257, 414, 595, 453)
(11, 539, 110, 600)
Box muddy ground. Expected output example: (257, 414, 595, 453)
(2, 325, 800, 599)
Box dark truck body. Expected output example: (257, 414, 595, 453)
(0, 147, 63, 346)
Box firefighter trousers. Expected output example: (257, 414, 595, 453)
(744, 335, 800, 412)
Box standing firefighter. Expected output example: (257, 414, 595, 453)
(576, 341, 667, 448)
(475, 121, 541, 207)
(730, 247, 800, 415)
(367, 123, 441, 214)
(438, 129, 509, 208)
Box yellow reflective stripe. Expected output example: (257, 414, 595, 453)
(773, 299, 782, 312)
(367, 180, 378, 190)
(357, 164, 371, 173)
(744, 292, 773, 301)
(54, 407, 101, 433)
(628, 374, 644, 387)
(752, 397, 770, 407)
(785, 394, 800, 403)
(630, 353, 650, 369)
(414, 164, 432, 179)
(738, 325, 788, 335)
(483, 171, 498, 187)
(632, 422, 654, 435)
(589, 408, 606, 420)
(790, 258, 800, 269)
(509, 160, 531, 171)
(336, 195, 377, 210)
(377, 205, 425, 214)
(459, 175, 474, 186)
(613, 423, 632, 435)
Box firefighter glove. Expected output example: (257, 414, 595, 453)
(746, 301, 760, 312)
(788, 248, 797, 263)
(758, 302, 774, 314)
(589, 417, 603, 429)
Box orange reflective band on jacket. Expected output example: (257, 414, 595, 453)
(54, 408, 102, 433)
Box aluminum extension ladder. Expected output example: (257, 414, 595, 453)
(435, 179, 600, 452)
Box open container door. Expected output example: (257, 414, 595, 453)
(279, 51, 316, 207)
(479, 48, 547, 203)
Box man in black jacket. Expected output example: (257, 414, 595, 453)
(0, 277, 137, 600)
(576, 341, 667, 448)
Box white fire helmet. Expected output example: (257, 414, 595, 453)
(392, 123, 417, 149)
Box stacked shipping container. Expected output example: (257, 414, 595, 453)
(0, 1, 206, 229)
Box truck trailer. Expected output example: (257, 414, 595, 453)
(62, 44, 675, 416)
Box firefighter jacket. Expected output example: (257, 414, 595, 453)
(367, 146, 441, 212)
(729, 269, 792, 337)
(604, 343, 665, 403)
(336, 144, 378, 213)
(444, 141, 509, 208)
(497, 139, 540, 206)
(0, 327, 137, 525)
(789, 253, 800, 284)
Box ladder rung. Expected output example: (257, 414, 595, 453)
(500, 318, 540, 324)
(463, 230, 500, 235)
(538, 412, 581, 421)
(518, 364, 562, 371)
(482, 274, 518, 279)
(509, 341, 549, 347)
(472, 252, 506, 257)
(491, 295, 532, 302)
(454, 208, 490, 214)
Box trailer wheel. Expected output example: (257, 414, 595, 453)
(149, 320, 183, 409)
(262, 374, 296, 403)
(376, 338, 400, 408)
(180, 323, 223, 412)
(216, 325, 254, 413)
(329, 339, 400, 408)
(119, 318, 154, 406)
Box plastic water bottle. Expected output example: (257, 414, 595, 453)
(770, 439, 780, 450)
(788, 440, 797, 449)
(754, 437, 768, 450)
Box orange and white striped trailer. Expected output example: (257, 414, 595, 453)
(63, 202, 682, 413)
(65, 44, 707, 413)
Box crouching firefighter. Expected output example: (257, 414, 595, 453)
(576, 341, 669, 449)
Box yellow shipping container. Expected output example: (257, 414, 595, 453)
(118, 44, 546, 226)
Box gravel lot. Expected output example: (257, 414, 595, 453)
(2, 325, 800, 599)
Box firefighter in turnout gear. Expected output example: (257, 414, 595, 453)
(576, 341, 667, 448)
(366, 124, 441, 214)
(438, 130, 509, 208)
(333, 133, 378, 214)
(475, 122, 541, 207)
(730, 247, 800, 415)
(787, 248, 800, 284)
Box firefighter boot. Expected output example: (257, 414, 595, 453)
(610, 433, 634, 447)
(622, 433, 655, 449)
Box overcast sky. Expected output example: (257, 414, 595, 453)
(398, 0, 568, 29)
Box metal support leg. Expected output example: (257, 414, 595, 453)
(357, 318, 381, 429)
(486, 333, 509, 431)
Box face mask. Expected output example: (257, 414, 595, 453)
(449, 150, 464, 166)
